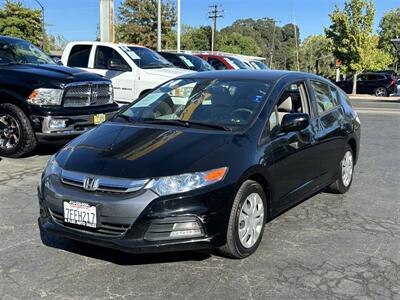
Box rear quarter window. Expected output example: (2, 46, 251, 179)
(310, 80, 339, 115)
(67, 45, 92, 68)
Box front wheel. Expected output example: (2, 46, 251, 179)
(328, 145, 354, 194)
(0, 103, 37, 158)
(218, 180, 267, 259)
(374, 87, 388, 97)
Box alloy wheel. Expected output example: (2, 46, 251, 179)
(238, 192, 264, 248)
(0, 114, 21, 151)
(375, 87, 387, 97)
(341, 151, 353, 187)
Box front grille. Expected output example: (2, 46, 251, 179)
(49, 208, 130, 237)
(60, 170, 149, 194)
(63, 82, 113, 108)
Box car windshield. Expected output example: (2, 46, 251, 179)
(224, 57, 249, 70)
(0, 40, 55, 65)
(178, 54, 214, 71)
(251, 61, 269, 70)
(119, 78, 272, 131)
(120, 45, 173, 69)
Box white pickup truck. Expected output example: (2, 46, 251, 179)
(61, 42, 193, 103)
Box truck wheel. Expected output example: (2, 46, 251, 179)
(0, 103, 37, 158)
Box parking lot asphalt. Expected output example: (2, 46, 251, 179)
(1, 99, 399, 300)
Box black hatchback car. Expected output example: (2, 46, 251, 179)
(39, 71, 361, 258)
(335, 72, 397, 97)
(158, 51, 214, 72)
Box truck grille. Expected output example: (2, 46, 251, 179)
(63, 82, 113, 108)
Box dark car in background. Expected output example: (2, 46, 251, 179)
(158, 52, 214, 72)
(196, 54, 250, 70)
(335, 72, 397, 97)
(39, 70, 361, 258)
(0, 36, 119, 157)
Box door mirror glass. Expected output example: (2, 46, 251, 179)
(281, 113, 310, 133)
(108, 59, 130, 72)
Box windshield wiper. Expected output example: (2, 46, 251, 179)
(141, 119, 229, 131)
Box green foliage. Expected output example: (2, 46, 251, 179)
(48, 35, 68, 51)
(361, 35, 392, 71)
(378, 8, 400, 64)
(325, 0, 375, 74)
(216, 32, 260, 56)
(299, 35, 334, 77)
(165, 25, 212, 51)
(116, 0, 176, 49)
(0, 0, 44, 48)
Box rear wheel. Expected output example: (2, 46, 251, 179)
(218, 180, 267, 259)
(374, 87, 388, 97)
(0, 103, 37, 158)
(328, 145, 354, 194)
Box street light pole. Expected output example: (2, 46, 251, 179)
(33, 0, 45, 50)
(177, 0, 181, 52)
(157, 0, 161, 51)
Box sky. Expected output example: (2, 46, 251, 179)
(16, 0, 400, 42)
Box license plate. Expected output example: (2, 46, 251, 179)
(93, 114, 106, 125)
(63, 201, 97, 228)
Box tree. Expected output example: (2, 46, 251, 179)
(166, 25, 212, 51)
(299, 35, 334, 77)
(0, 0, 44, 48)
(378, 8, 400, 66)
(216, 32, 260, 55)
(116, 0, 176, 49)
(48, 35, 68, 51)
(360, 35, 392, 71)
(325, 0, 376, 94)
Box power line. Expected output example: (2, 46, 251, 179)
(208, 4, 223, 52)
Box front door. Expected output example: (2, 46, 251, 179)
(266, 81, 322, 210)
(91, 45, 135, 103)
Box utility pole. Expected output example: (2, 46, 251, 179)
(177, 0, 181, 52)
(208, 4, 223, 52)
(269, 20, 279, 69)
(157, 0, 161, 51)
(33, 0, 45, 50)
(99, 0, 115, 43)
(293, 14, 300, 71)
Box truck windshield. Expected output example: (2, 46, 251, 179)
(0, 40, 55, 65)
(120, 45, 174, 69)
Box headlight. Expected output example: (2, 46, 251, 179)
(148, 167, 228, 196)
(27, 88, 63, 106)
(42, 155, 62, 179)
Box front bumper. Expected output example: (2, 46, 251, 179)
(38, 175, 235, 254)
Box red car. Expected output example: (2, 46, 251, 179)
(196, 54, 249, 70)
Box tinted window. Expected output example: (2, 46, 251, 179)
(179, 54, 214, 71)
(0, 40, 54, 65)
(311, 81, 338, 114)
(67, 45, 91, 68)
(94, 46, 129, 70)
(224, 57, 249, 69)
(367, 74, 385, 81)
(208, 58, 227, 70)
(159, 53, 187, 69)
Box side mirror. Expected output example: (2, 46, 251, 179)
(281, 113, 310, 133)
(108, 59, 131, 72)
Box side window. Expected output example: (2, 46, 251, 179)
(268, 107, 279, 137)
(311, 81, 338, 115)
(94, 46, 129, 70)
(164, 54, 186, 68)
(208, 58, 227, 70)
(67, 45, 92, 68)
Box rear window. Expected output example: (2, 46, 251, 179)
(67, 45, 92, 68)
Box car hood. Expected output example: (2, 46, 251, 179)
(3, 63, 106, 85)
(56, 122, 235, 180)
(142, 67, 193, 79)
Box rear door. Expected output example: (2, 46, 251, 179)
(91, 45, 135, 103)
(309, 80, 347, 183)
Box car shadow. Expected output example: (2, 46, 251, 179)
(40, 229, 211, 265)
(33, 143, 65, 156)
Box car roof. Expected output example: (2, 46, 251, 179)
(0, 35, 28, 43)
(175, 70, 326, 82)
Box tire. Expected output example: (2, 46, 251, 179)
(328, 144, 354, 194)
(374, 87, 388, 97)
(0, 103, 37, 158)
(218, 180, 267, 259)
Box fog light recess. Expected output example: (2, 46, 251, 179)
(144, 217, 204, 241)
